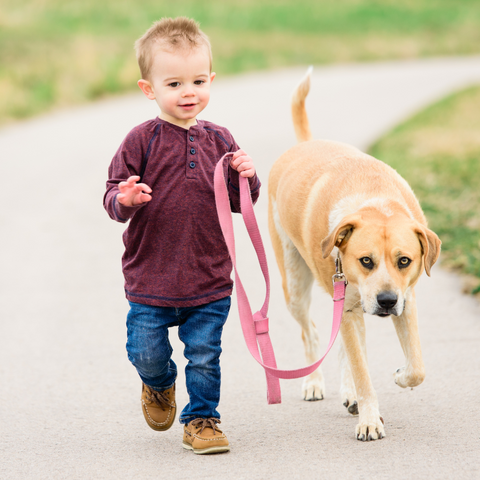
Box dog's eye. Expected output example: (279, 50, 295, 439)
(398, 257, 411, 269)
(360, 257, 374, 270)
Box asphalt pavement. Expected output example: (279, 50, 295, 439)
(1, 56, 480, 479)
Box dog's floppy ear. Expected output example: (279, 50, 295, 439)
(415, 224, 441, 276)
(321, 215, 361, 258)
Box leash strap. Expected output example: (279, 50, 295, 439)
(214, 153, 346, 405)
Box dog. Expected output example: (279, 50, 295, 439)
(267, 68, 441, 441)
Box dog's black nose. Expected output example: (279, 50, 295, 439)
(377, 291, 397, 309)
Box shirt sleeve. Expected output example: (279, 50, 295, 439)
(103, 129, 147, 223)
(225, 135, 261, 214)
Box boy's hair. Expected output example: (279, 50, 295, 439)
(135, 17, 212, 80)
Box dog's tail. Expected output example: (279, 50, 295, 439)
(291, 66, 313, 143)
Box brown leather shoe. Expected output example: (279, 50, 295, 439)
(141, 383, 176, 431)
(183, 418, 230, 454)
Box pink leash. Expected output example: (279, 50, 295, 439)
(214, 153, 347, 405)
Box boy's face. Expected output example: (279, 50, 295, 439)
(138, 45, 215, 129)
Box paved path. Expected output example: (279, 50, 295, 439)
(1, 57, 480, 479)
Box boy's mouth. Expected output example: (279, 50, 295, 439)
(179, 103, 196, 110)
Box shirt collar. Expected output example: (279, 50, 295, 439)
(155, 117, 207, 137)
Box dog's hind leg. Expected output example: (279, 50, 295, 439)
(269, 204, 324, 400)
(285, 246, 325, 401)
(339, 341, 358, 415)
(339, 289, 365, 415)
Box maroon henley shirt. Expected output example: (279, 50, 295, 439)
(104, 117, 261, 307)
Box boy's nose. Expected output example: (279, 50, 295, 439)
(182, 86, 195, 96)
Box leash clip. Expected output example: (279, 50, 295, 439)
(332, 273, 347, 285)
(333, 252, 348, 285)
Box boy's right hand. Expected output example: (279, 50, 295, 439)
(117, 176, 152, 206)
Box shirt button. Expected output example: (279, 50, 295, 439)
(189, 136, 194, 142)
(190, 148, 196, 155)
(189, 162, 196, 169)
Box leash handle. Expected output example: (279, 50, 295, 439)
(214, 153, 345, 405)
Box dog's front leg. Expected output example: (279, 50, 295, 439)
(341, 310, 385, 441)
(339, 289, 363, 415)
(391, 289, 425, 388)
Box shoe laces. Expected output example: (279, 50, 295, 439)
(191, 418, 222, 435)
(144, 386, 173, 410)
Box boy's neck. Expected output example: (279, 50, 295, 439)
(158, 112, 197, 130)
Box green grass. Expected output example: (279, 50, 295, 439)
(2, 0, 480, 124)
(3, 2, 480, 290)
(369, 86, 480, 292)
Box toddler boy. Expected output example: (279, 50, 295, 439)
(103, 17, 260, 454)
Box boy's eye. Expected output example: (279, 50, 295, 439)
(194, 80, 205, 85)
(398, 257, 412, 269)
(168, 82, 180, 88)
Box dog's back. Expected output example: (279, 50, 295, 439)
(270, 68, 428, 231)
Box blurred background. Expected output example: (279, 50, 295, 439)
(2, 0, 480, 124)
(1, 4, 480, 477)
(1, 0, 479, 289)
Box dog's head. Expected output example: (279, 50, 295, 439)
(321, 210, 441, 317)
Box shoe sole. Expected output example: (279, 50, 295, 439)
(182, 441, 230, 455)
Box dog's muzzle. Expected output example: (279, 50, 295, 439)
(374, 291, 398, 317)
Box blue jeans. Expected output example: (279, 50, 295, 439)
(126, 297, 231, 424)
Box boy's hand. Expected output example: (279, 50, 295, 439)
(230, 149, 256, 178)
(117, 176, 152, 206)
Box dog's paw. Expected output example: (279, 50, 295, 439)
(343, 398, 359, 415)
(340, 383, 358, 415)
(356, 415, 385, 442)
(302, 376, 325, 401)
(394, 366, 425, 389)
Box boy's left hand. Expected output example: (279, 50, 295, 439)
(230, 149, 256, 178)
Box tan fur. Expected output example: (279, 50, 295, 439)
(268, 69, 441, 441)
(291, 66, 313, 143)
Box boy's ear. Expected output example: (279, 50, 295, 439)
(210, 72, 216, 83)
(137, 79, 155, 100)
